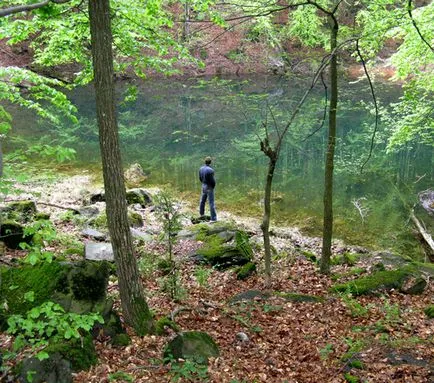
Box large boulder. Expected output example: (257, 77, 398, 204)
(125, 189, 152, 207)
(124, 163, 147, 187)
(17, 353, 72, 383)
(190, 229, 253, 270)
(163, 331, 219, 363)
(85, 242, 114, 261)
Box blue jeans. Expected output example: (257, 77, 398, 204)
(199, 185, 217, 221)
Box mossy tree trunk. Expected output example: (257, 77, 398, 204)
(320, 15, 339, 275)
(88, 0, 154, 335)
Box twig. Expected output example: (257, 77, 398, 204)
(407, 0, 434, 53)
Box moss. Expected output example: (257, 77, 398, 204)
(5, 201, 37, 222)
(424, 305, 434, 319)
(35, 212, 51, 220)
(92, 212, 107, 228)
(45, 334, 97, 371)
(155, 317, 180, 335)
(236, 262, 256, 280)
(344, 373, 360, 383)
(157, 259, 174, 275)
(274, 292, 324, 303)
(0, 262, 64, 327)
(331, 253, 360, 266)
(302, 250, 317, 263)
(128, 211, 143, 228)
(71, 261, 110, 301)
(331, 267, 415, 296)
(163, 331, 219, 363)
(111, 333, 131, 347)
(331, 267, 366, 281)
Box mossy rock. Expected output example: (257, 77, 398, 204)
(111, 333, 131, 347)
(125, 189, 152, 207)
(331, 266, 418, 296)
(128, 210, 143, 228)
(0, 220, 33, 249)
(194, 230, 253, 270)
(4, 200, 37, 222)
(155, 316, 180, 335)
(70, 261, 110, 301)
(0, 262, 64, 328)
(236, 262, 256, 280)
(229, 289, 271, 304)
(17, 353, 72, 383)
(44, 334, 97, 371)
(0, 261, 111, 329)
(331, 253, 360, 266)
(274, 292, 324, 303)
(302, 250, 317, 263)
(424, 305, 434, 319)
(163, 331, 219, 363)
(35, 212, 51, 220)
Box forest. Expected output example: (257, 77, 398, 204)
(0, 0, 433, 382)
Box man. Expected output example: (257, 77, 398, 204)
(199, 156, 217, 222)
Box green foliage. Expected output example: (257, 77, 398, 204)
(339, 289, 371, 318)
(344, 373, 360, 383)
(167, 358, 209, 382)
(424, 304, 434, 319)
(7, 301, 103, 359)
(155, 192, 184, 301)
(193, 266, 213, 288)
(235, 262, 256, 280)
(108, 371, 135, 382)
(319, 343, 334, 360)
(20, 220, 57, 265)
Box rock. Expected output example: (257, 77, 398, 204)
(3, 200, 37, 222)
(18, 353, 72, 383)
(229, 290, 270, 304)
(235, 262, 256, 280)
(78, 206, 101, 218)
(130, 228, 153, 242)
(124, 163, 147, 186)
(235, 332, 249, 343)
(81, 228, 106, 241)
(0, 220, 33, 249)
(400, 276, 427, 295)
(191, 215, 211, 224)
(331, 266, 426, 296)
(128, 210, 143, 228)
(419, 189, 434, 215)
(85, 242, 114, 261)
(125, 188, 152, 207)
(163, 331, 219, 363)
(89, 191, 105, 204)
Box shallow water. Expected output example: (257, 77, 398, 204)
(7, 75, 434, 257)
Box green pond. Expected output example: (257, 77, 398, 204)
(7, 75, 434, 258)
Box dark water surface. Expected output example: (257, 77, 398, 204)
(9, 75, 434, 257)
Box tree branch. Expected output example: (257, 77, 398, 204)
(356, 39, 379, 173)
(0, 0, 71, 18)
(407, 0, 434, 53)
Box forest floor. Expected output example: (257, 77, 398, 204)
(0, 173, 433, 383)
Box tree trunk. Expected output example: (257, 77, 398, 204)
(320, 17, 338, 274)
(88, 0, 154, 335)
(262, 158, 277, 286)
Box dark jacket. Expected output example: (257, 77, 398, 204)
(199, 165, 216, 188)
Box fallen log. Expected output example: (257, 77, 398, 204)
(410, 209, 434, 260)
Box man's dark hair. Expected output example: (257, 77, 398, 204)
(204, 156, 212, 165)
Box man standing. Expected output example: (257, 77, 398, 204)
(199, 156, 217, 222)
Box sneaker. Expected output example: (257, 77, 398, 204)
(210, 219, 217, 223)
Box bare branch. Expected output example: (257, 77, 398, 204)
(356, 39, 379, 173)
(300, 69, 328, 142)
(0, 0, 71, 18)
(407, 0, 434, 53)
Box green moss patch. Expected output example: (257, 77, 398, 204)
(236, 262, 256, 280)
(274, 292, 324, 303)
(331, 267, 415, 296)
(424, 305, 434, 319)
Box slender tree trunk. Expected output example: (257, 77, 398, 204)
(88, 0, 154, 335)
(320, 17, 338, 274)
(262, 157, 277, 286)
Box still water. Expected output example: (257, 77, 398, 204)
(9, 75, 434, 257)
